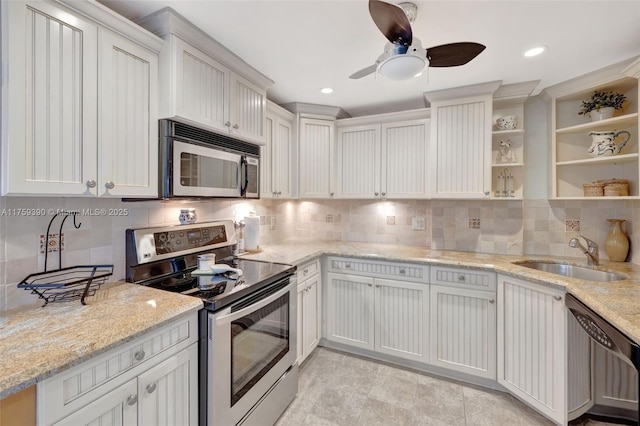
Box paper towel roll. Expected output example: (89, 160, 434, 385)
(244, 213, 260, 251)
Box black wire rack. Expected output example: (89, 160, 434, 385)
(17, 265, 114, 307)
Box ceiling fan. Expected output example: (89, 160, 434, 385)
(350, 0, 486, 80)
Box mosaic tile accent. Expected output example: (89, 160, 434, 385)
(565, 220, 580, 232)
(468, 218, 481, 229)
(386, 216, 396, 225)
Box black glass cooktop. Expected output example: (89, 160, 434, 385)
(144, 257, 295, 311)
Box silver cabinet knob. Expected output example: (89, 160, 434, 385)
(399, 268, 406, 275)
(375, 284, 380, 288)
(368, 283, 372, 287)
(232, 123, 239, 130)
(303, 268, 309, 275)
(458, 274, 466, 282)
(345, 263, 351, 269)
(86, 179, 97, 188)
(381, 192, 386, 196)
(374, 192, 379, 196)
(127, 394, 138, 406)
(146, 383, 157, 394)
(554, 295, 562, 301)
(277, 191, 282, 195)
(224, 121, 231, 128)
(489, 299, 495, 304)
(330, 192, 334, 197)
(105, 181, 115, 190)
(134, 350, 145, 361)
(484, 191, 490, 196)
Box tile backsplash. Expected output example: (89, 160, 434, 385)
(2, 196, 638, 311)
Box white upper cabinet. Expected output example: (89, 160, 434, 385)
(335, 112, 429, 199)
(1, 0, 161, 197)
(138, 9, 272, 145)
(262, 102, 295, 198)
(425, 82, 499, 199)
(541, 58, 640, 199)
(298, 118, 335, 198)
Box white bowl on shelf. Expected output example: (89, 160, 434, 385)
(496, 115, 517, 130)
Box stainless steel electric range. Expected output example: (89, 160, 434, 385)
(126, 220, 298, 426)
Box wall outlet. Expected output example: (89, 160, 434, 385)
(270, 216, 276, 230)
(40, 233, 64, 254)
(412, 217, 426, 230)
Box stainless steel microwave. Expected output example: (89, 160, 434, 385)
(159, 119, 259, 199)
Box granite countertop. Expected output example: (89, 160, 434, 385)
(242, 239, 640, 347)
(0, 282, 203, 399)
(3, 239, 639, 401)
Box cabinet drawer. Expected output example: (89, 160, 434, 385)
(38, 312, 198, 425)
(430, 266, 496, 291)
(296, 258, 320, 281)
(327, 257, 428, 283)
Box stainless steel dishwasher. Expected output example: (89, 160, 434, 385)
(566, 294, 640, 425)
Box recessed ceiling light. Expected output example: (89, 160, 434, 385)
(524, 46, 546, 57)
(320, 87, 333, 94)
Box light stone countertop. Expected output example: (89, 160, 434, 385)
(241, 239, 640, 348)
(3, 239, 640, 401)
(0, 282, 203, 399)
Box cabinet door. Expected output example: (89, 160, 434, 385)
(430, 96, 492, 199)
(172, 36, 229, 134)
(299, 118, 335, 199)
(374, 278, 428, 362)
(326, 272, 374, 350)
(52, 379, 138, 426)
(335, 124, 380, 198)
(3, 1, 98, 195)
(261, 114, 275, 198)
(138, 343, 198, 426)
(497, 275, 566, 425)
(302, 274, 321, 360)
(98, 29, 158, 198)
(229, 73, 266, 144)
(430, 285, 496, 379)
(273, 117, 293, 198)
(296, 280, 305, 364)
(382, 120, 429, 199)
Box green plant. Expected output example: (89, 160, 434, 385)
(578, 90, 627, 115)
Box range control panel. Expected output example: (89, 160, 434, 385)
(154, 225, 227, 255)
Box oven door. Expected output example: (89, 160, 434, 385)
(172, 140, 242, 197)
(208, 278, 297, 426)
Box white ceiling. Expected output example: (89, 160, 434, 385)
(99, 0, 640, 117)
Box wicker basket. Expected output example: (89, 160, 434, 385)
(583, 182, 605, 197)
(603, 179, 630, 196)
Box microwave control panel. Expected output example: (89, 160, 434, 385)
(154, 225, 227, 254)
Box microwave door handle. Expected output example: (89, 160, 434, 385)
(240, 156, 248, 196)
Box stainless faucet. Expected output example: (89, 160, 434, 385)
(569, 235, 599, 266)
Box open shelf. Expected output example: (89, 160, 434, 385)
(556, 153, 638, 166)
(493, 129, 525, 136)
(556, 113, 638, 135)
(492, 162, 524, 168)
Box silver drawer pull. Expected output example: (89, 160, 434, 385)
(458, 274, 466, 282)
(399, 268, 406, 275)
(127, 394, 138, 406)
(303, 268, 309, 275)
(146, 383, 157, 394)
(134, 350, 145, 361)
(554, 295, 562, 301)
(489, 299, 495, 304)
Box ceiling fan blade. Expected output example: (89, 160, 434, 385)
(426, 42, 486, 67)
(349, 64, 377, 79)
(369, 0, 412, 46)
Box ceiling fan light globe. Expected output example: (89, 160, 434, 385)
(378, 55, 426, 80)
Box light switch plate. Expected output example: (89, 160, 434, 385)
(412, 217, 425, 230)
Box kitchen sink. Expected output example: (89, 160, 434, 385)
(513, 261, 627, 282)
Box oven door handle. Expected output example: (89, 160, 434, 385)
(215, 284, 291, 325)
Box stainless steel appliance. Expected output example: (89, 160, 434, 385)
(566, 294, 640, 424)
(159, 119, 259, 199)
(126, 220, 297, 426)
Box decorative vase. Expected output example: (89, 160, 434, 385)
(589, 107, 615, 122)
(605, 219, 629, 262)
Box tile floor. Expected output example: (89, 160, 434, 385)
(276, 347, 615, 426)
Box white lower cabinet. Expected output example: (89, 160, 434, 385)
(39, 313, 199, 426)
(429, 285, 496, 379)
(326, 258, 429, 362)
(497, 275, 567, 425)
(296, 259, 322, 364)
